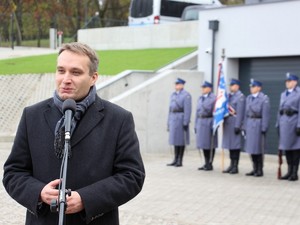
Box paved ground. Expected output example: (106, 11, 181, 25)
(1, 142, 300, 225)
(0, 47, 58, 60)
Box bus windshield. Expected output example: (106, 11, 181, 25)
(161, 0, 196, 18)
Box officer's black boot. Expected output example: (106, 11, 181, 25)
(230, 159, 239, 174)
(230, 149, 240, 174)
(167, 146, 179, 166)
(289, 151, 300, 181)
(205, 149, 215, 171)
(198, 150, 209, 170)
(255, 154, 263, 177)
(175, 146, 185, 167)
(246, 155, 257, 176)
(281, 151, 293, 180)
(289, 165, 299, 181)
(223, 159, 233, 173)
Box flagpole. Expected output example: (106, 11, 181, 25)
(210, 63, 222, 164)
(221, 50, 226, 172)
(222, 148, 225, 171)
(211, 56, 229, 169)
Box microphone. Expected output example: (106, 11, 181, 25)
(62, 99, 76, 140)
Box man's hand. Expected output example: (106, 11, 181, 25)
(40, 179, 60, 205)
(65, 191, 84, 214)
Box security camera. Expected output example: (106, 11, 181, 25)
(205, 48, 212, 54)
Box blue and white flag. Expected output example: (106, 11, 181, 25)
(213, 62, 229, 135)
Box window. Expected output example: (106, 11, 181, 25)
(130, 0, 154, 18)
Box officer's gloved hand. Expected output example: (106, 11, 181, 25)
(194, 128, 197, 134)
(261, 131, 266, 135)
(183, 125, 188, 131)
(167, 126, 169, 132)
(296, 127, 300, 136)
(234, 127, 241, 135)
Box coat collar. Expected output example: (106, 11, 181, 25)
(71, 96, 104, 147)
(43, 96, 105, 147)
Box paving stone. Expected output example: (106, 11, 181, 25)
(2, 142, 299, 225)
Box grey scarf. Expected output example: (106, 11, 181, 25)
(53, 86, 97, 158)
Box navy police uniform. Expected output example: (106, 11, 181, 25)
(167, 78, 192, 167)
(222, 79, 245, 174)
(244, 79, 270, 177)
(277, 73, 300, 181)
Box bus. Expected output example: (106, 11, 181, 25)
(128, 0, 222, 26)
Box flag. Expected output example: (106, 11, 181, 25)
(213, 61, 229, 135)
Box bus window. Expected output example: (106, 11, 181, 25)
(130, 0, 154, 18)
(161, 0, 196, 18)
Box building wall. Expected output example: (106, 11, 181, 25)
(110, 70, 203, 153)
(78, 21, 199, 50)
(197, 0, 300, 85)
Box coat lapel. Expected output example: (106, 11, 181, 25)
(44, 99, 63, 134)
(71, 97, 105, 147)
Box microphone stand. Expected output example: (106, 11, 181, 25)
(57, 130, 72, 225)
(50, 99, 76, 225)
(51, 113, 73, 224)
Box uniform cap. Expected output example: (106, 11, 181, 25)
(175, 78, 186, 84)
(286, 73, 298, 81)
(201, 81, 213, 88)
(249, 79, 262, 87)
(230, 78, 241, 86)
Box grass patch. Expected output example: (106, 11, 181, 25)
(0, 47, 196, 75)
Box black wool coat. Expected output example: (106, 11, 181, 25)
(3, 96, 145, 225)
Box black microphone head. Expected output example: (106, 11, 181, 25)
(62, 99, 76, 114)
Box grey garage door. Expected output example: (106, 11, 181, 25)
(239, 56, 300, 154)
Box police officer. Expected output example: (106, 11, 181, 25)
(222, 79, 245, 174)
(167, 78, 192, 167)
(195, 81, 217, 171)
(277, 73, 300, 181)
(244, 79, 270, 177)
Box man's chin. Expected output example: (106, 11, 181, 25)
(59, 93, 75, 101)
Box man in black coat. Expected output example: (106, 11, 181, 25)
(2, 42, 145, 225)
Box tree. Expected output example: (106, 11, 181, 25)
(0, 0, 135, 46)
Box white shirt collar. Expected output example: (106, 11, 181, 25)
(252, 92, 259, 98)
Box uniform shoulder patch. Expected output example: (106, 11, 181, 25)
(264, 95, 269, 103)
